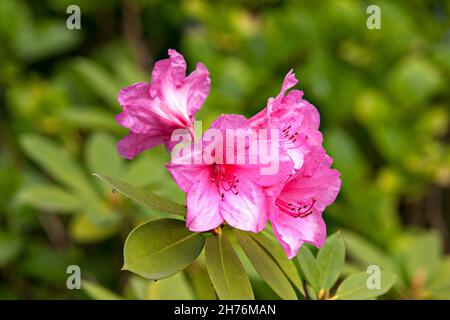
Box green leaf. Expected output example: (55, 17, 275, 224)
(343, 230, 398, 273)
(82, 280, 123, 300)
(205, 233, 254, 300)
(324, 127, 368, 190)
(123, 218, 205, 280)
(317, 232, 345, 289)
(335, 271, 397, 300)
(60, 107, 122, 133)
(126, 275, 150, 300)
(78, 193, 122, 226)
(20, 135, 116, 225)
(85, 133, 123, 179)
(342, 262, 364, 277)
(72, 58, 121, 109)
(403, 231, 441, 283)
(185, 263, 216, 300)
(93, 174, 186, 216)
(19, 242, 68, 284)
(250, 232, 305, 296)
(426, 257, 450, 299)
(235, 230, 297, 300)
(306, 284, 318, 300)
(297, 245, 320, 291)
(17, 184, 80, 213)
(17, 20, 81, 62)
(387, 56, 443, 107)
(0, 232, 23, 267)
(69, 214, 120, 243)
(125, 152, 164, 188)
(147, 272, 195, 300)
(20, 134, 94, 194)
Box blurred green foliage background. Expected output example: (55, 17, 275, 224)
(0, 0, 449, 299)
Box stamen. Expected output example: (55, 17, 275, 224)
(279, 128, 304, 149)
(211, 165, 240, 197)
(276, 198, 316, 218)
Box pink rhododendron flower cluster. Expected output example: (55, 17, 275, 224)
(116, 49, 210, 158)
(116, 49, 341, 258)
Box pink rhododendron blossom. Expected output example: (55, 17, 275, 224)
(166, 114, 293, 233)
(265, 147, 341, 259)
(116, 49, 210, 159)
(115, 52, 341, 259)
(250, 70, 341, 258)
(250, 70, 323, 170)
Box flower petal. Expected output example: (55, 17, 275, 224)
(220, 181, 268, 232)
(116, 82, 169, 134)
(284, 148, 341, 212)
(149, 50, 210, 129)
(236, 141, 294, 187)
(151, 49, 187, 87)
(210, 114, 251, 131)
(285, 147, 304, 171)
(275, 70, 298, 103)
(271, 208, 326, 259)
(186, 181, 223, 232)
(166, 162, 212, 192)
(183, 62, 210, 116)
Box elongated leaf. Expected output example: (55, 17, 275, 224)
(123, 218, 205, 280)
(342, 263, 363, 277)
(82, 280, 123, 300)
(20, 136, 117, 224)
(126, 275, 150, 300)
(250, 232, 304, 296)
(72, 58, 121, 109)
(317, 232, 345, 289)
(0, 232, 23, 267)
(343, 231, 398, 273)
(125, 153, 160, 187)
(404, 231, 441, 283)
(335, 271, 397, 300)
(227, 230, 260, 280)
(93, 174, 186, 216)
(147, 272, 195, 300)
(205, 233, 254, 300)
(235, 230, 297, 300)
(426, 257, 450, 299)
(60, 107, 122, 133)
(20, 134, 94, 194)
(17, 20, 81, 61)
(306, 284, 318, 300)
(17, 184, 80, 213)
(69, 214, 120, 244)
(85, 133, 123, 179)
(324, 128, 368, 191)
(78, 193, 122, 226)
(185, 263, 216, 300)
(297, 245, 320, 291)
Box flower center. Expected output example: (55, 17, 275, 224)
(275, 198, 316, 218)
(211, 165, 240, 200)
(281, 125, 301, 148)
